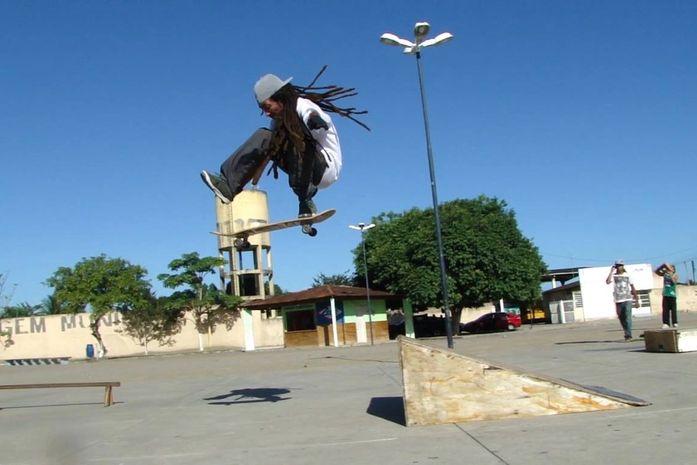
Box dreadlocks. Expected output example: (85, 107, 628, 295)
(266, 84, 307, 165)
(293, 65, 370, 131)
(266, 66, 369, 173)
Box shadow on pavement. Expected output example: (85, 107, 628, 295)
(204, 387, 291, 405)
(0, 401, 114, 410)
(367, 396, 405, 426)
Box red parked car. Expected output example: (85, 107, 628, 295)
(459, 312, 522, 333)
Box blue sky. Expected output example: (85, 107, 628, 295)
(2, 0, 696, 305)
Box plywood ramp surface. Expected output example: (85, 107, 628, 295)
(398, 336, 648, 426)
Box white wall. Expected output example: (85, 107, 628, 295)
(579, 264, 653, 321)
(0, 310, 284, 360)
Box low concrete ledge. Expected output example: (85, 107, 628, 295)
(644, 328, 697, 353)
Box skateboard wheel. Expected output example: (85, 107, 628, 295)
(308, 227, 317, 237)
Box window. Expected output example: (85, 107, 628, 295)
(262, 309, 280, 319)
(285, 310, 316, 331)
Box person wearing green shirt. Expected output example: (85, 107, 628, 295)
(655, 263, 679, 328)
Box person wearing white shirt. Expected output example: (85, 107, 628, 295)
(605, 260, 638, 341)
(201, 71, 367, 217)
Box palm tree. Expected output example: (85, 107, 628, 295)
(41, 294, 65, 315)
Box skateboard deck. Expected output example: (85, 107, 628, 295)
(211, 209, 336, 247)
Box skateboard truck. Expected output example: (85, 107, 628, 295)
(233, 237, 252, 249)
(301, 222, 317, 237)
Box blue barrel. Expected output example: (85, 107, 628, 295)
(85, 344, 95, 359)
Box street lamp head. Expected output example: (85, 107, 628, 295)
(382, 26, 452, 55)
(414, 22, 431, 38)
(420, 32, 454, 49)
(380, 33, 414, 48)
(349, 223, 376, 231)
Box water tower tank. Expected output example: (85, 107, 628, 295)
(214, 189, 274, 299)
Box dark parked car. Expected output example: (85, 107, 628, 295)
(413, 314, 448, 338)
(460, 312, 522, 334)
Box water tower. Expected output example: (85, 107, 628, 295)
(215, 189, 274, 300)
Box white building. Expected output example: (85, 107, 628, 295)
(544, 264, 696, 324)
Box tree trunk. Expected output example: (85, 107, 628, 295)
(89, 317, 108, 357)
(452, 307, 463, 335)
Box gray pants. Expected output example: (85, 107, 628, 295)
(220, 128, 326, 202)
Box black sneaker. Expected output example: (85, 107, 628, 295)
(201, 171, 233, 204)
(624, 335, 633, 342)
(298, 198, 317, 218)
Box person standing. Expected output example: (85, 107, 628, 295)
(655, 263, 679, 328)
(606, 260, 638, 341)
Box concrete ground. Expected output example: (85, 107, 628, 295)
(2, 312, 697, 465)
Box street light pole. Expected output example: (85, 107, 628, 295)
(349, 222, 375, 345)
(414, 49, 454, 349)
(380, 22, 455, 349)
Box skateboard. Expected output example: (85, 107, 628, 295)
(211, 209, 336, 249)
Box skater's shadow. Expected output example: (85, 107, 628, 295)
(205, 387, 291, 405)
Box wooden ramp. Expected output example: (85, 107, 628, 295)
(398, 336, 648, 426)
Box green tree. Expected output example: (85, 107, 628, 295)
(357, 197, 546, 331)
(0, 273, 17, 313)
(0, 302, 42, 318)
(158, 252, 241, 351)
(272, 284, 285, 295)
(41, 294, 66, 315)
(312, 271, 356, 287)
(0, 273, 14, 347)
(45, 255, 152, 357)
(119, 293, 183, 355)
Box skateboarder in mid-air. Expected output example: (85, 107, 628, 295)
(201, 67, 368, 217)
